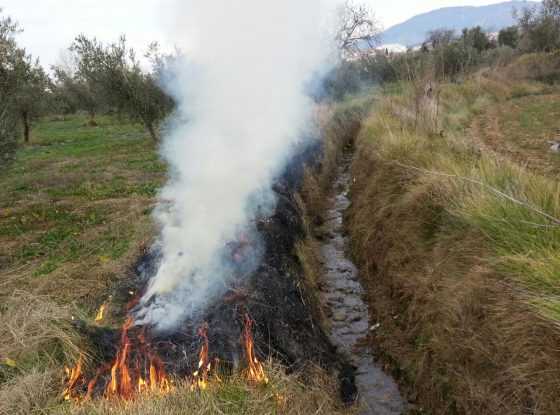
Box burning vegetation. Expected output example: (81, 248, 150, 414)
(64, 303, 268, 402)
(242, 314, 269, 385)
(59, 140, 357, 408)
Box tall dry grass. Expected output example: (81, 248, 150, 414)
(347, 71, 560, 413)
(0, 291, 83, 415)
(0, 291, 354, 415)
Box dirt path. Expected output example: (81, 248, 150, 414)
(469, 93, 560, 177)
(317, 150, 406, 415)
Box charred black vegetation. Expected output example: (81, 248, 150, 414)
(71, 136, 359, 404)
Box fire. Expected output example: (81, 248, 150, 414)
(101, 317, 172, 399)
(65, 315, 173, 402)
(63, 355, 84, 401)
(94, 303, 107, 323)
(64, 310, 269, 402)
(105, 317, 134, 398)
(138, 377, 147, 393)
(191, 323, 211, 391)
(242, 314, 268, 384)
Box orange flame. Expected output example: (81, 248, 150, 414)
(191, 323, 211, 391)
(102, 317, 172, 400)
(65, 313, 174, 402)
(105, 317, 134, 398)
(242, 314, 268, 384)
(63, 355, 84, 401)
(64, 308, 269, 402)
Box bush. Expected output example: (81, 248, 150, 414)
(483, 46, 516, 67)
(498, 26, 520, 49)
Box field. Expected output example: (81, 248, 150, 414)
(0, 115, 162, 413)
(0, 115, 164, 304)
(3, 51, 560, 415)
(0, 114, 353, 415)
(471, 90, 560, 176)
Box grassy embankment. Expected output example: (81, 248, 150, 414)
(0, 115, 349, 415)
(347, 53, 560, 414)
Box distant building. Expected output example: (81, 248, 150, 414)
(345, 43, 408, 62)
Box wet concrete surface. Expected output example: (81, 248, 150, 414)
(318, 150, 406, 415)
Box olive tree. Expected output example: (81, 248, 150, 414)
(52, 52, 101, 123)
(14, 59, 49, 143)
(70, 35, 174, 141)
(0, 12, 20, 163)
(498, 26, 520, 48)
(517, 0, 560, 52)
(1, 9, 51, 153)
(462, 26, 492, 53)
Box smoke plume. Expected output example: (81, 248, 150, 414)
(135, 0, 333, 331)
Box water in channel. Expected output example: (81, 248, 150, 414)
(318, 150, 406, 415)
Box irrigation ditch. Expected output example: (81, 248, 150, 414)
(63, 99, 410, 413)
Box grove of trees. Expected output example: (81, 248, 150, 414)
(517, 0, 560, 52)
(2, 1, 560, 161)
(0, 8, 175, 168)
(324, 0, 560, 101)
(67, 36, 174, 141)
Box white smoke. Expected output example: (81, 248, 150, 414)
(135, 0, 334, 331)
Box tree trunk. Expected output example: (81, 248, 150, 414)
(22, 111, 30, 143)
(87, 112, 97, 127)
(146, 122, 158, 142)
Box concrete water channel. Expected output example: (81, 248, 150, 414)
(318, 150, 406, 414)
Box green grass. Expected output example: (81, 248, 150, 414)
(0, 113, 165, 300)
(364, 75, 560, 321)
(500, 94, 560, 150)
(449, 158, 560, 299)
(0, 113, 169, 414)
(450, 74, 560, 176)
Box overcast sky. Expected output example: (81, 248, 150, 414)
(1, 0, 516, 68)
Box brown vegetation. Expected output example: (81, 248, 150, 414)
(346, 59, 560, 413)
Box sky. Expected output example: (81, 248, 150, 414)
(0, 0, 517, 69)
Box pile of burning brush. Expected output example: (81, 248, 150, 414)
(64, 304, 267, 402)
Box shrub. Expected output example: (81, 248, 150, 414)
(517, 0, 560, 52)
(498, 26, 520, 49)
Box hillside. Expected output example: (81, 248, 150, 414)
(380, 1, 538, 46)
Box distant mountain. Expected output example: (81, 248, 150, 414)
(380, 1, 539, 47)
